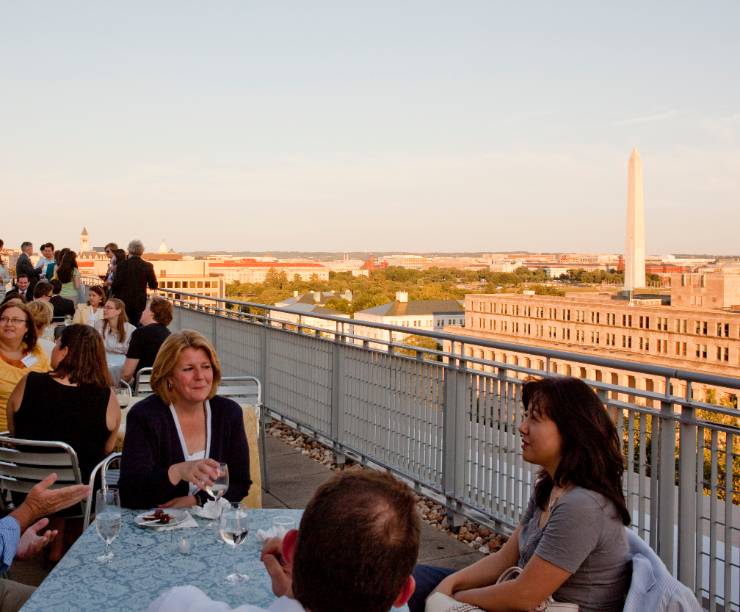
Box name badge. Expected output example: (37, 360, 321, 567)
(21, 354, 38, 368)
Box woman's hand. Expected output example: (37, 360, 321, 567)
(168, 458, 220, 489)
(160, 496, 197, 509)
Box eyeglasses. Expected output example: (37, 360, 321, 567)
(0, 316, 27, 326)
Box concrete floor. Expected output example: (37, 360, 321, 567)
(10, 434, 482, 588)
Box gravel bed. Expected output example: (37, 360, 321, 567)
(267, 421, 507, 554)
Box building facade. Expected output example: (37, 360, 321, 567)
(446, 292, 740, 403)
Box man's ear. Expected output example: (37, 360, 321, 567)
(393, 575, 416, 608)
(281, 528, 299, 566)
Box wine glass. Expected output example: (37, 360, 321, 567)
(205, 463, 229, 501)
(219, 503, 250, 584)
(95, 488, 121, 563)
(272, 515, 296, 538)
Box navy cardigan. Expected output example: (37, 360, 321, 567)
(119, 394, 251, 509)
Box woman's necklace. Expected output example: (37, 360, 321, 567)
(547, 486, 566, 513)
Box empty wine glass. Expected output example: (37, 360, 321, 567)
(95, 488, 121, 563)
(219, 503, 250, 584)
(272, 515, 296, 538)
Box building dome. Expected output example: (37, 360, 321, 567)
(158, 240, 169, 254)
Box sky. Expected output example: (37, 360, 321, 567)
(1, 1, 739, 255)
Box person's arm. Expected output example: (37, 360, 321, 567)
(0, 516, 21, 573)
(6, 374, 28, 436)
(73, 270, 80, 290)
(103, 389, 121, 454)
(221, 400, 252, 502)
(146, 263, 158, 290)
(121, 358, 139, 384)
(72, 306, 85, 325)
(435, 526, 522, 597)
(454, 555, 571, 611)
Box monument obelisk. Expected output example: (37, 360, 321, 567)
(624, 148, 645, 292)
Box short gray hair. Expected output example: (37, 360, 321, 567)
(127, 240, 144, 257)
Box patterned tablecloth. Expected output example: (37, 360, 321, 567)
(21, 508, 303, 612)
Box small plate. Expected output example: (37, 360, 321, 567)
(134, 509, 187, 528)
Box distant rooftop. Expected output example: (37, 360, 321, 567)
(357, 299, 464, 317)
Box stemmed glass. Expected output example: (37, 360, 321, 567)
(205, 463, 229, 502)
(95, 488, 122, 563)
(219, 503, 250, 584)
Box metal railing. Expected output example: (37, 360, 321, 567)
(90, 278, 737, 610)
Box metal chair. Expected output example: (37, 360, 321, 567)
(0, 436, 85, 516)
(217, 376, 269, 494)
(133, 367, 154, 396)
(83, 452, 121, 528)
(116, 380, 132, 409)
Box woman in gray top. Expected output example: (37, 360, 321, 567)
(410, 377, 631, 612)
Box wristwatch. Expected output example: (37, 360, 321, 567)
(194, 490, 211, 507)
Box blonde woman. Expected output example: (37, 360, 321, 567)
(26, 301, 55, 358)
(0, 300, 50, 430)
(119, 330, 250, 509)
(95, 298, 135, 354)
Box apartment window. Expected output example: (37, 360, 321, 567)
(639, 337, 650, 351)
(622, 314, 632, 327)
(591, 331, 600, 344)
(716, 346, 729, 362)
(622, 336, 632, 349)
(674, 341, 687, 356)
(695, 344, 707, 359)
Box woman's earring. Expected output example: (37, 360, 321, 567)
(167, 380, 173, 390)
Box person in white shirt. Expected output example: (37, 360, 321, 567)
(95, 298, 135, 354)
(36, 243, 56, 281)
(149, 470, 420, 612)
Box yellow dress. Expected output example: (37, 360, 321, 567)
(0, 344, 51, 432)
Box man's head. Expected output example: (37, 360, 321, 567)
(16, 274, 29, 293)
(127, 240, 144, 257)
(287, 470, 419, 612)
(104, 242, 118, 259)
(41, 243, 54, 259)
(21, 241, 33, 255)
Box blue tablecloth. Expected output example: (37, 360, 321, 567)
(22, 508, 303, 612)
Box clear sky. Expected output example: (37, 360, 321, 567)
(2, 1, 738, 254)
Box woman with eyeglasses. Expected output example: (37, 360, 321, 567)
(0, 299, 50, 431)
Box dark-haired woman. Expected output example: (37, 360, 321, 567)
(7, 324, 120, 481)
(57, 250, 81, 307)
(410, 377, 631, 612)
(73, 285, 106, 327)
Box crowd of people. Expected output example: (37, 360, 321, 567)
(0, 238, 695, 611)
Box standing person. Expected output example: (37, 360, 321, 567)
(73, 285, 106, 327)
(95, 298, 135, 354)
(0, 300, 50, 431)
(49, 279, 75, 320)
(104, 242, 118, 287)
(0, 254, 10, 303)
(15, 242, 41, 296)
(57, 251, 81, 307)
(37, 243, 56, 281)
(111, 240, 157, 326)
(121, 297, 172, 383)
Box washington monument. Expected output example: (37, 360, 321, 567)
(624, 148, 646, 291)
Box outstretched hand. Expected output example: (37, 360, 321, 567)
(16, 518, 58, 560)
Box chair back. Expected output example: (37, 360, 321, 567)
(0, 436, 82, 495)
(134, 367, 154, 396)
(83, 452, 122, 529)
(218, 376, 262, 417)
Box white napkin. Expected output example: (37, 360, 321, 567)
(190, 497, 230, 519)
(158, 511, 198, 531)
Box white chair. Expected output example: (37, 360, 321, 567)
(133, 367, 154, 396)
(0, 436, 85, 517)
(217, 376, 268, 493)
(83, 452, 121, 528)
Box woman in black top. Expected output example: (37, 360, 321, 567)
(121, 297, 172, 384)
(7, 324, 121, 559)
(119, 330, 251, 509)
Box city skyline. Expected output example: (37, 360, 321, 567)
(2, 2, 739, 253)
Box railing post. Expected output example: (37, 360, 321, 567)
(657, 391, 677, 572)
(260, 317, 270, 422)
(443, 356, 466, 529)
(677, 381, 697, 591)
(330, 327, 345, 465)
